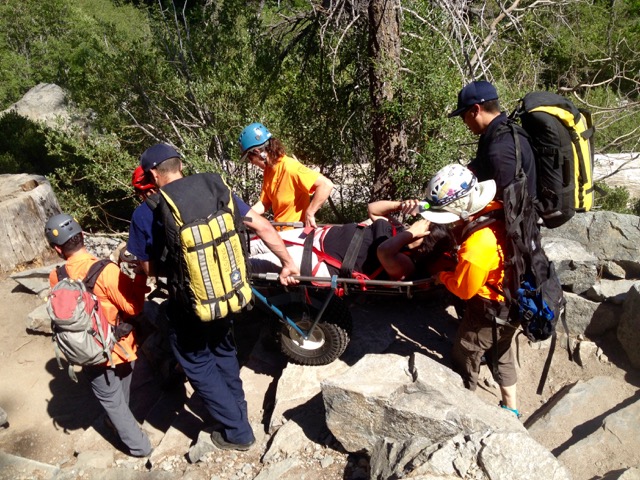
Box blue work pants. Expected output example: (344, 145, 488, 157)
(167, 309, 253, 445)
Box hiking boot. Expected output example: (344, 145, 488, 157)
(210, 430, 255, 451)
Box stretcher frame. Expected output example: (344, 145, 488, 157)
(249, 272, 439, 366)
(251, 272, 437, 298)
(251, 221, 440, 364)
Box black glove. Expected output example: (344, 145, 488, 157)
(114, 322, 134, 339)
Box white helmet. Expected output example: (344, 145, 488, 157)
(420, 164, 496, 224)
(427, 164, 476, 207)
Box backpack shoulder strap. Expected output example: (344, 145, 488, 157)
(460, 209, 505, 241)
(230, 194, 250, 256)
(83, 259, 113, 292)
(56, 264, 69, 283)
(145, 192, 161, 211)
(485, 119, 528, 178)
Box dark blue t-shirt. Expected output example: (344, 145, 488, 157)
(128, 201, 154, 261)
(127, 193, 250, 261)
(469, 112, 537, 199)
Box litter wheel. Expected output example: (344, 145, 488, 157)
(278, 295, 352, 366)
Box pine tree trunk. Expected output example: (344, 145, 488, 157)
(0, 174, 60, 273)
(368, 0, 407, 201)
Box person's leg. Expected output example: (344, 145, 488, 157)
(500, 383, 517, 410)
(213, 324, 250, 423)
(120, 360, 134, 405)
(168, 322, 254, 445)
(250, 228, 307, 256)
(451, 300, 486, 391)
(488, 322, 518, 411)
(248, 253, 284, 273)
(84, 365, 152, 457)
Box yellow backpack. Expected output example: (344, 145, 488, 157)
(511, 92, 595, 228)
(156, 173, 252, 321)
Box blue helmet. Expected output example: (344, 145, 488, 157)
(238, 123, 272, 160)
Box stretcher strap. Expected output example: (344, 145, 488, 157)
(281, 225, 373, 284)
(367, 265, 385, 280)
(339, 224, 366, 278)
(301, 229, 315, 277)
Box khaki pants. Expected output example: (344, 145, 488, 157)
(451, 295, 518, 390)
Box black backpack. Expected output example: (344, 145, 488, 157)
(499, 129, 566, 342)
(463, 131, 567, 393)
(509, 91, 596, 228)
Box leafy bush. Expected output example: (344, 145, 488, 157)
(0, 112, 58, 175)
(594, 182, 638, 215)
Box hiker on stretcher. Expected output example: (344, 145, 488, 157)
(249, 199, 453, 281)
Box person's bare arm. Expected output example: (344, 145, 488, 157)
(368, 199, 421, 221)
(251, 200, 267, 216)
(244, 209, 300, 285)
(139, 260, 152, 277)
(376, 219, 431, 280)
(305, 175, 334, 228)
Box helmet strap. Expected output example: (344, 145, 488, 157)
(440, 196, 471, 221)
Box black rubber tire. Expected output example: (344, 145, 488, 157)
(277, 295, 352, 366)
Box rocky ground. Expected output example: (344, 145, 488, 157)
(0, 271, 638, 480)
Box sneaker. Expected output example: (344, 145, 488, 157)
(210, 430, 255, 451)
(499, 401, 522, 419)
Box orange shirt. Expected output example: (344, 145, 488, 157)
(438, 218, 506, 302)
(260, 154, 320, 224)
(49, 251, 148, 365)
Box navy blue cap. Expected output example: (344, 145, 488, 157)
(140, 144, 180, 172)
(448, 81, 499, 118)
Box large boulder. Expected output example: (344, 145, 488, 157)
(543, 237, 598, 294)
(618, 284, 640, 368)
(563, 292, 620, 337)
(542, 212, 640, 278)
(594, 153, 640, 199)
(1, 83, 88, 132)
(0, 174, 60, 273)
(527, 376, 640, 480)
(321, 353, 570, 479)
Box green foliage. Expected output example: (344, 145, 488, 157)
(0, 112, 59, 174)
(44, 128, 139, 231)
(1, 0, 640, 232)
(0, 0, 70, 105)
(594, 182, 637, 214)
